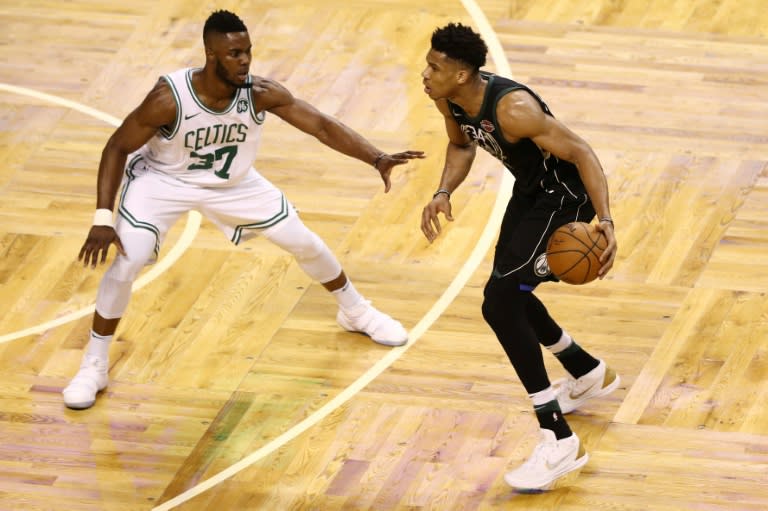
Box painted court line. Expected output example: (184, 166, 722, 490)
(0, 83, 202, 344)
(151, 2, 515, 509)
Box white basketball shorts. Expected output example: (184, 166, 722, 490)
(116, 160, 296, 261)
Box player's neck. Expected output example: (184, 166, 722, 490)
(191, 68, 238, 109)
(450, 74, 487, 118)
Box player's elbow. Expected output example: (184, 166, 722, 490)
(102, 132, 136, 161)
(102, 134, 123, 157)
(564, 141, 596, 169)
(449, 139, 473, 149)
(449, 141, 476, 159)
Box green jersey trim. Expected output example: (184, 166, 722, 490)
(231, 194, 289, 244)
(118, 156, 161, 257)
(159, 75, 182, 139)
(245, 81, 266, 125)
(185, 68, 238, 115)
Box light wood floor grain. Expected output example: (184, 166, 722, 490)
(1, 0, 767, 510)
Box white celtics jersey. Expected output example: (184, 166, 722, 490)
(137, 67, 265, 187)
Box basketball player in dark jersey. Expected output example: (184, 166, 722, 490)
(420, 23, 620, 490)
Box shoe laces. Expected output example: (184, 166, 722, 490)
(560, 365, 603, 398)
(554, 377, 576, 397)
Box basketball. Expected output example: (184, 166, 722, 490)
(546, 222, 607, 284)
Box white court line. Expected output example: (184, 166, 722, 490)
(0, 83, 202, 344)
(152, 2, 515, 509)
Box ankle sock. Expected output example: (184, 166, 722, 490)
(546, 330, 599, 379)
(85, 331, 112, 361)
(332, 280, 365, 311)
(530, 388, 572, 440)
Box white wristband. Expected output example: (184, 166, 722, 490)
(93, 208, 114, 227)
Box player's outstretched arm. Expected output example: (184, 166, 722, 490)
(255, 78, 424, 192)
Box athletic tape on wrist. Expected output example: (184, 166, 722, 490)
(93, 208, 114, 227)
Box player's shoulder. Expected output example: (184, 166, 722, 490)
(251, 76, 288, 94)
(132, 77, 177, 126)
(497, 88, 545, 121)
(144, 77, 175, 103)
(250, 76, 293, 110)
(149, 68, 195, 103)
(492, 88, 553, 141)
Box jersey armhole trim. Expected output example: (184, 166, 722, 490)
(158, 75, 181, 139)
(245, 85, 266, 125)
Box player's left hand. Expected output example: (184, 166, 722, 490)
(375, 151, 425, 192)
(78, 225, 127, 268)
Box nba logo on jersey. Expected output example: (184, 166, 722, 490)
(480, 119, 495, 132)
(237, 99, 248, 113)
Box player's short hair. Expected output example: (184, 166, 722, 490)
(431, 23, 488, 72)
(203, 10, 247, 44)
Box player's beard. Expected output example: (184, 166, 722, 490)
(215, 59, 250, 88)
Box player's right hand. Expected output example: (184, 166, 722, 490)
(78, 226, 126, 268)
(421, 195, 454, 243)
(596, 220, 617, 278)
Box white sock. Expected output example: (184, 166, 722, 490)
(332, 280, 365, 312)
(85, 331, 112, 361)
(545, 329, 573, 355)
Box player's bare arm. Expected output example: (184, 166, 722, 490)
(254, 78, 424, 192)
(496, 91, 617, 275)
(421, 99, 476, 243)
(97, 80, 177, 209)
(79, 80, 177, 268)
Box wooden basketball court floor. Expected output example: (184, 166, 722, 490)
(1, 0, 767, 509)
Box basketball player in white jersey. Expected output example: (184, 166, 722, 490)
(63, 10, 425, 409)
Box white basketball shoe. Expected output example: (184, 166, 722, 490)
(504, 429, 588, 491)
(62, 355, 109, 410)
(554, 360, 621, 414)
(337, 300, 408, 346)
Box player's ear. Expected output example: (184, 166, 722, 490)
(203, 33, 218, 60)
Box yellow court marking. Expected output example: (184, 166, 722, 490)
(152, 1, 515, 508)
(0, 83, 202, 344)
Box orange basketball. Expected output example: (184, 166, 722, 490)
(546, 222, 607, 285)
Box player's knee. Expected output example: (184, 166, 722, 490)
(264, 216, 324, 260)
(263, 216, 341, 282)
(482, 278, 503, 325)
(105, 257, 142, 282)
(481, 296, 497, 325)
(95, 275, 132, 319)
(294, 234, 341, 283)
(482, 276, 526, 327)
(290, 231, 326, 261)
(105, 231, 157, 282)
